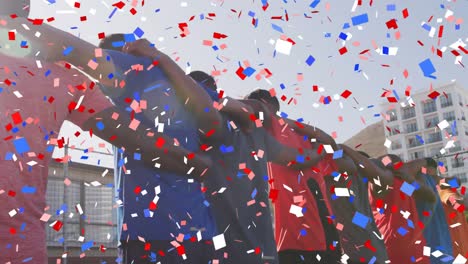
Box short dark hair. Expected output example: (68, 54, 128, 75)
(425, 157, 438, 169)
(98, 34, 126, 51)
(1, 0, 30, 18)
(246, 89, 280, 112)
(188, 71, 217, 91)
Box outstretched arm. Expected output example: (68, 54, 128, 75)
(286, 119, 338, 149)
(2, 16, 116, 86)
(81, 108, 211, 181)
(341, 144, 394, 187)
(122, 39, 223, 138)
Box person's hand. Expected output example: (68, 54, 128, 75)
(122, 39, 161, 58)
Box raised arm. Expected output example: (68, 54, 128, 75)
(2, 16, 116, 86)
(340, 144, 393, 187)
(286, 119, 338, 149)
(122, 39, 223, 137)
(82, 108, 211, 181)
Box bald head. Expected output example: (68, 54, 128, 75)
(1, 0, 30, 18)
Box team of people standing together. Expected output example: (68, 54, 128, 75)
(1, 1, 467, 263)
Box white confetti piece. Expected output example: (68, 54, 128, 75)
(334, 188, 350, 197)
(213, 234, 226, 250)
(289, 204, 304, 217)
(275, 39, 293, 55)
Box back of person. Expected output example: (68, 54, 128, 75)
(439, 188, 468, 258)
(416, 175, 453, 263)
(204, 115, 279, 264)
(369, 177, 429, 263)
(325, 169, 389, 263)
(265, 115, 341, 263)
(0, 54, 110, 261)
(103, 50, 217, 243)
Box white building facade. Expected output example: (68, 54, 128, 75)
(381, 82, 468, 185)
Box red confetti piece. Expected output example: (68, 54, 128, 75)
(80, 16, 87, 21)
(74, 2, 81, 8)
(47, 17, 55, 22)
(52, 221, 64, 231)
(402, 8, 409, 19)
(341, 90, 352, 99)
(130, 8, 137, 15)
(428, 91, 440, 99)
(98, 32, 106, 39)
(8, 31, 15, 40)
(155, 137, 165, 148)
(11, 112, 22, 124)
(213, 32, 228, 39)
(8, 190, 16, 197)
(338, 47, 348, 55)
(134, 186, 141, 194)
(112, 1, 126, 9)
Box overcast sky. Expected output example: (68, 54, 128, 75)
(29, 0, 467, 165)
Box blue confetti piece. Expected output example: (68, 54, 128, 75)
(13, 138, 30, 154)
(324, 32, 332, 38)
(333, 149, 343, 159)
(300, 229, 307, 236)
(421, 22, 432, 32)
(455, 24, 460, 30)
(133, 27, 144, 38)
(415, 135, 424, 144)
(369, 257, 377, 264)
(411, 181, 420, 191)
(21, 186, 36, 194)
(220, 145, 234, 153)
(5, 152, 14, 160)
(382, 46, 389, 55)
(108, 7, 117, 19)
(253, 18, 259, 28)
(47, 0, 56, 3)
(45, 69, 51, 77)
(22, 257, 33, 263)
(305, 55, 316, 66)
(280, 83, 286, 89)
(351, 13, 369, 26)
(80, 156, 89, 160)
(352, 212, 370, 228)
(310, 0, 320, 8)
(392, 89, 400, 101)
(248, 11, 256, 17)
(243, 67, 256, 77)
(134, 153, 141, 161)
(63, 46, 74, 56)
(400, 181, 416, 196)
(81, 241, 94, 251)
(349, 195, 355, 203)
(339, 32, 348, 41)
(448, 178, 459, 188)
(343, 23, 350, 29)
(124, 33, 136, 43)
(144, 209, 151, 217)
(212, 45, 219, 51)
(407, 219, 415, 229)
(331, 171, 340, 178)
(280, 112, 288, 118)
(96, 121, 105, 131)
(112, 41, 125, 48)
(387, 4, 396, 11)
(251, 188, 257, 199)
(297, 118, 304, 122)
(20, 41, 28, 48)
(271, 23, 284, 33)
(354, 64, 360, 71)
(397, 227, 408, 236)
(296, 155, 305, 163)
(419, 59, 437, 79)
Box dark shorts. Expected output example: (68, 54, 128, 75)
(279, 250, 341, 264)
(119, 240, 222, 264)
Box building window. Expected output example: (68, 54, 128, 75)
(388, 125, 400, 136)
(409, 150, 425, 160)
(387, 110, 398, 122)
(450, 145, 462, 153)
(422, 99, 437, 114)
(443, 111, 456, 122)
(429, 147, 442, 157)
(402, 106, 416, 120)
(424, 115, 439, 129)
(407, 137, 423, 148)
(426, 132, 442, 144)
(451, 157, 465, 168)
(46, 177, 117, 248)
(440, 93, 453, 108)
(391, 140, 402, 150)
(458, 93, 464, 107)
(405, 122, 418, 133)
